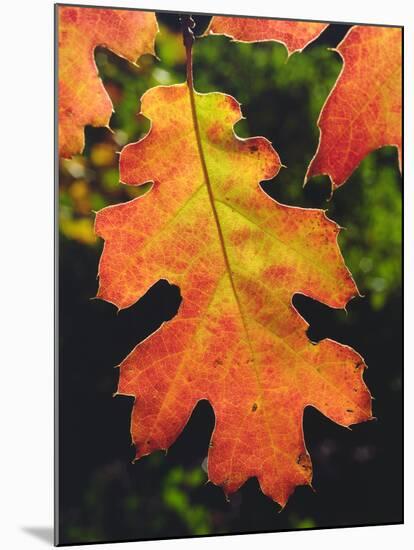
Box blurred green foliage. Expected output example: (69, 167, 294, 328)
(64, 455, 212, 544)
(163, 466, 211, 534)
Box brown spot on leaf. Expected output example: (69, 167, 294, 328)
(297, 453, 312, 473)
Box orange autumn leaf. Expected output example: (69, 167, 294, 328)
(95, 83, 372, 507)
(58, 6, 158, 158)
(204, 16, 328, 55)
(306, 25, 402, 190)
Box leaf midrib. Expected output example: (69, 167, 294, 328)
(186, 83, 285, 471)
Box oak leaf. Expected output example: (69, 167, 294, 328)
(204, 16, 328, 55)
(58, 6, 158, 158)
(306, 25, 402, 189)
(95, 83, 372, 507)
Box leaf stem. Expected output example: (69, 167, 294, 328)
(181, 15, 195, 87)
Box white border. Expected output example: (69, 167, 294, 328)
(0, 1, 411, 548)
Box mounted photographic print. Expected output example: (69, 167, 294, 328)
(55, 3, 403, 546)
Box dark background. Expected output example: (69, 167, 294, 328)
(58, 11, 403, 545)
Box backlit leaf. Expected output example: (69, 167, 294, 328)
(306, 25, 402, 189)
(95, 83, 372, 507)
(58, 6, 158, 158)
(204, 16, 328, 55)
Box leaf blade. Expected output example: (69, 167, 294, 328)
(204, 17, 328, 55)
(58, 6, 158, 158)
(306, 25, 402, 189)
(95, 83, 372, 507)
